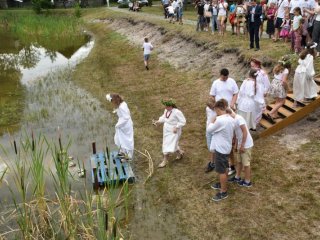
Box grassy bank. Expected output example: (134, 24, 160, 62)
(0, 10, 87, 51)
(70, 8, 320, 239)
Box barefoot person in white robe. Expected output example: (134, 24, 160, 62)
(153, 99, 186, 168)
(293, 42, 318, 107)
(250, 58, 270, 125)
(106, 93, 134, 159)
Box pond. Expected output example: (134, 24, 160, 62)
(0, 31, 115, 210)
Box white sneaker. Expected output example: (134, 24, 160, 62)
(158, 160, 167, 168)
(228, 168, 236, 176)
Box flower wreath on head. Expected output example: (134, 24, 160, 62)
(278, 55, 292, 68)
(161, 98, 176, 107)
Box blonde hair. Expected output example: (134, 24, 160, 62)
(206, 98, 216, 110)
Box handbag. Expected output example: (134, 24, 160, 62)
(205, 10, 212, 18)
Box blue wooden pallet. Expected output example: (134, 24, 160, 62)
(90, 151, 135, 187)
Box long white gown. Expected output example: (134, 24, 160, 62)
(157, 108, 186, 154)
(114, 102, 134, 158)
(237, 79, 256, 130)
(254, 69, 270, 123)
(294, 54, 318, 101)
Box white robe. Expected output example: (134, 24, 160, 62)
(237, 79, 257, 129)
(114, 102, 134, 158)
(254, 69, 270, 123)
(293, 54, 318, 101)
(158, 108, 186, 154)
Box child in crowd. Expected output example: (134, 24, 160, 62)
(250, 58, 270, 125)
(267, 56, 291, 121)
(205, 98, 217, 173)
(228, 109, 254, 187)
(280, 14, 291, 42)
(237, 69, 258, 131)
(207, 99, 235, 202)
(266, 2, 276, 38)
(292, 7, 303, 53)
(293, 42, 318, 106)
(166, 3, 175, 23)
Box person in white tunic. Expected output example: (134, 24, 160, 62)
(153, 99, 186, 168)
(106, 93, 134, 159)
(250, 58, 270, 124)
(293, 42, 318, 107)
(237, 69, 258, 131)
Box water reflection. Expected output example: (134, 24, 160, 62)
(0, 33, 94, 134)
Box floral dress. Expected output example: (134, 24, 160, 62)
(268, 68, 289, 99)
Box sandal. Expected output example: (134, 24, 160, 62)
(266, 113, 275, 123)
(176, 151, 184, 160)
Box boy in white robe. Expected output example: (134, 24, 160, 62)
(106, 93, 134, 159)
(153, 99, 186, 168)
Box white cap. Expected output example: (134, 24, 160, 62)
(106, 94, 112, 102)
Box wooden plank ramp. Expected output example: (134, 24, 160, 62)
(259, 75, 320, 138)
(91, 151, 135, 188)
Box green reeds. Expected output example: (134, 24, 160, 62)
(0, 12, 88, 52)
(0, 133, 132, 239)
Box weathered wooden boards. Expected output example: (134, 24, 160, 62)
(259, 75, 320, 137)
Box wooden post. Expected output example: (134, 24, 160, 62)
(92, 142, 96, 155)
(92, 142, 99, 192)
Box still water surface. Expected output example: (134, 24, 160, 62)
(0, 33, 115, 206)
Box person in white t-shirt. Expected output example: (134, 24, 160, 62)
(228, 110, 254, 187)
(207, 99, 235, 202)
(142, 37, 153, 70)
(205, 98, 217, 173)
(209, 68, 239, 110)
(166, 3, 175, 23)
(274, 0, 290, 41)
(218, 0, 229, 35)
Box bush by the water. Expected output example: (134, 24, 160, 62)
(31, 0, 52, 14)
(0, 12, 86, 51)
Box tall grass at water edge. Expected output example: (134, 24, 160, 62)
(0, 11, 87, 50)
(0, 133, 130, 239)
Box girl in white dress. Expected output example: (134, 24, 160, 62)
(293, 42, 318, 107)
(153, 99, 186, 168)
(250, 58, 270, 125)
(267, 56, 291, 120)
(237, 69, 258, 130)
(106, 93, 134, 159)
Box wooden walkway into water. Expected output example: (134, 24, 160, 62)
(259, 74, 320, 138)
